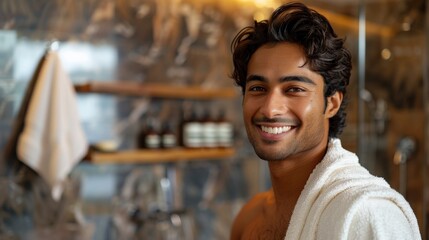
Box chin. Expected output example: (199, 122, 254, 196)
(254, 148, 286, 162)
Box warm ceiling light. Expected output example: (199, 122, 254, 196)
(381, 48, 392, 60)
(239, 0, 279, 8)
(254, 0, 277, 8)
(237, 0, 280, 21)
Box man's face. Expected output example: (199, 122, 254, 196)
(243, 42, 338, 162)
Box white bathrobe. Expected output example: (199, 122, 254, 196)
(285, 139, 421, 240)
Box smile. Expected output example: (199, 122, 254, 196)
(261, 125, 292, 134)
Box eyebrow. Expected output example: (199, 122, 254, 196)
(246, 74, 316, 85)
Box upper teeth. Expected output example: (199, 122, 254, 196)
(261, 126, 291, 134)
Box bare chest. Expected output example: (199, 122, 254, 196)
(240, 213, 291, 240)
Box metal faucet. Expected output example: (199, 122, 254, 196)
(393, 137, 416, 196)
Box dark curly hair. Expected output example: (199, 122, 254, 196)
(231, 2, 352, 138)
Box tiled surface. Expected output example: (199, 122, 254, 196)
(0, 1, 260, 239)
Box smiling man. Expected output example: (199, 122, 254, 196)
(230, 2, 421, 240)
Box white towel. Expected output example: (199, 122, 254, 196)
(17, 51, 88, 201)
(285, 139, 421, 240)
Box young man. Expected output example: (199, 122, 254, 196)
(230, 2, 421, 240)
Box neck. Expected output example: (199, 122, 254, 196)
(268, 140, 329, 209)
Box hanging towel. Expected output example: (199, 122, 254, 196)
(16, 50, 88, 201)
(285, 139, 421, 240)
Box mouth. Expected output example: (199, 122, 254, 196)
(260, 125, 292, 134)
(252, 117, 299, 140)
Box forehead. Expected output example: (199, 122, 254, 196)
(247, 42, 323, 84)
(252, 42, 306, 64)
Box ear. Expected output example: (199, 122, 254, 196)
(325, 91, 343, 118)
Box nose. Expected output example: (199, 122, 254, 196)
(260, 89, 286, 118)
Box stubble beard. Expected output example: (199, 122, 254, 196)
(250, 139, 294, 162)
(247, 117, 301, 161)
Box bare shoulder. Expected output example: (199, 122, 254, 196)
(230, 191, 270, 240)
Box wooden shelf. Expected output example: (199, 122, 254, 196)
(87, 147, 235, 164)
(75, 81, 238, 99)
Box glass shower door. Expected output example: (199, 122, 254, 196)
(355, 0, 427, 238)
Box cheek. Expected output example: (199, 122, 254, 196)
(243, 94, 256, 110)
(242, 98, 253, 120)
(293, 97, 324, 119)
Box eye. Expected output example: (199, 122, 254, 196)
(247, 86, 266, 92)
(286, 87, 305, 93)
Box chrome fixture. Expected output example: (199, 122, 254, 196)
(393, 137, 416, 196)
